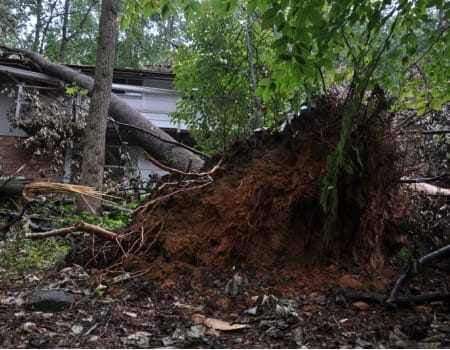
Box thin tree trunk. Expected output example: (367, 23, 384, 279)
(244, 13, 262, 128)
(78, 0, 119, 213)
(32, 0, 43, 53)
(60, 0, 70, 63)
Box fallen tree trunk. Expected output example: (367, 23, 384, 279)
(1, 46, 205, 172)
(0, 179, 32, 197)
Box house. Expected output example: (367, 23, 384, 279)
(0, 59, 191, 185)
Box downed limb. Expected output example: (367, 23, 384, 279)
(26, 221, 121, 241)
(342, 287, 450, 307)
(387, 243, 450, 304)
(0, 164, 25, 193)
(403, 182, 450, 196)
(144, 151, 223, 178)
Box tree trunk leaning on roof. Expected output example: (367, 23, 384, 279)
(0, 46, 206, 173)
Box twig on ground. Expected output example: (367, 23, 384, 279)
(25, 221, 121, 241)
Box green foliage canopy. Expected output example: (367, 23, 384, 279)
(170, 6, 285, 152)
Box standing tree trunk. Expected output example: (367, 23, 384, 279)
(32, 0, 44, 53)
(78, 0, 119, 213)
(244, 12, 262, 128)
(59, 0, 70, 63)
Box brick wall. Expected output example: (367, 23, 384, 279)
(0, 136, 62, 180)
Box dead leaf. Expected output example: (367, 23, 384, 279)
(352, 301, 370, 311)
(203, 317, 249, 331)
(191, 314, 206, 325)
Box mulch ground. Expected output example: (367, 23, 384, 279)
(1, 259, 450, 348)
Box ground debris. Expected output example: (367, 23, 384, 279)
(1, 262, 450, 348)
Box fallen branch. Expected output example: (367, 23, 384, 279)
(0, 200, 30, 233)
(342, 287, 450, 307)
(144, 151, 223, 178)
(400, 173, 449, 183)
(387, 243, 450, 303)
(25, 221, 121, 241)
(403, 182, 450, 196)
(0, 165, 28, 197)
(422, 129, 450, 135)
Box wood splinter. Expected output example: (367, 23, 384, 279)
(25, 221, 121, 241)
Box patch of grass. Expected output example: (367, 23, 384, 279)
(0, 199, 137, 280)
(55, 205, 133, 230)
(0, 220, 71, 280)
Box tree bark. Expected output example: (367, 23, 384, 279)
(78, 0, 119, 213)
(0, 46, 205, 172)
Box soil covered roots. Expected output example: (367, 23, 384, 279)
(71, 97, 407, 270)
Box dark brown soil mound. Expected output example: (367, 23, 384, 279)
(119, 98, 407, 270)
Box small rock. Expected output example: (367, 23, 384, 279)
(231, 336, 243, 344)
(71, 324, 83, 335)
(352, 301, 369, 311)
(188, 325, 205, 339)
(127, 331, 151, 348)
(26, 290, 74, 312)
(21, 322, 36, 333)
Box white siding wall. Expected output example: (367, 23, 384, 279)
(115, 85, 183, 180)
(137, 149, 168, 179)
(141, 92, 186, 130)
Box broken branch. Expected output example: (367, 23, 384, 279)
(403, 182, 450, 196)
(387, 243, 450, 303)
(144, 151, 223, 178)
(25, 221, 121, 241)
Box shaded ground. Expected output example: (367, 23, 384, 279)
(1, 261, 450, 348)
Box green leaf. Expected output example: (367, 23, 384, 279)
(211, 0, 237, 14)
(161, 1, 176, 19)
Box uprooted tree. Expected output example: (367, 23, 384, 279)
(11, 0, 450, 271)
(0, 45, 206, 173)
